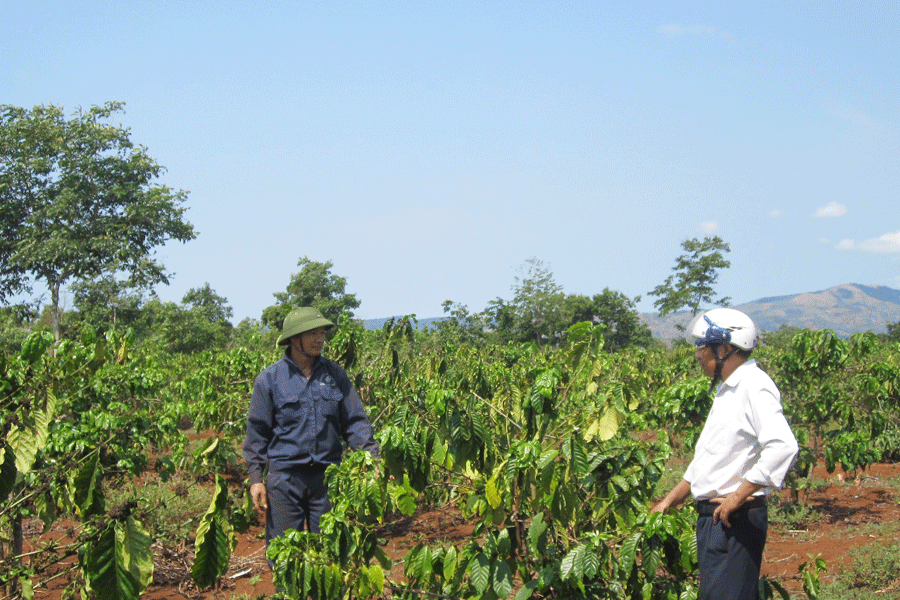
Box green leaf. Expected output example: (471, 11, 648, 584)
(486, 472, 502, 510)
(191, 475, 234, 589)
(492, 559, 513, 598)
(8, 392, 57, 473)
(356, 564, 385, 598)
(72, 451, 105, 518)
(19, 331, 54, 363)
(468, 553, 491, 594)
(595, 404, 623, 441)
(527, 513, 548, 555)
(0, 443, 17, 502)
(19, 576, 34, 600)
(514, 579, 539, 600)
(81, 522, 143, 600)
(620, 531, 641, 579)
(560, 545, 584, 579)
(117, 516, 153, 593)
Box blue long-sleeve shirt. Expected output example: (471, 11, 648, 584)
(243, 350, 379, 485)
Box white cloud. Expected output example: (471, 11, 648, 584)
(657, 24, 723, 38)
(828, 107, 882, 131)
(768, 209, 783, 218)
(699, 221, 720, 234)
(814, 202, 848, 218)
(859, 231, 900, 253)
(836, 231, 900, 253)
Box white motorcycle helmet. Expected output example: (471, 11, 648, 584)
(689, 308, 759, 351)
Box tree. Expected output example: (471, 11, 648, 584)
(70, 276, 146, 335)
(486, 258, 567, 347)
(142, 284, 234, 353)
(886, 320, 900, 344)
(648, 236, 732, 317)
(0, 101, 196, 340)
(0, 302, 39, 354)
(563, 289, 653, 351)
(261, 257, 360, 332)
(436, 300, 490, 348)
(762, 324, 804, 349)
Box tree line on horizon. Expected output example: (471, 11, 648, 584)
(3, 100, 899, 356)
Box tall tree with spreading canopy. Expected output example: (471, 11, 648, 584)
(0, 101, 196, 340)
(261, 256, 361, 331)
(648, 236, 732, 317)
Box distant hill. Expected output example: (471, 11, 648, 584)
(640, 283, 900, 342)
(365, 284, 900, 342)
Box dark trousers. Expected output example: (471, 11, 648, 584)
(696, 503, 768, 600)
(265, 466, 332, 544)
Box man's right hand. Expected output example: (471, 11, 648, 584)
(250, 482, 268, 512)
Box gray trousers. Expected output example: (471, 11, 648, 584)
(696, 505, 768, 600)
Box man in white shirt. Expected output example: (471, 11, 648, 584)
(651, 308, 798, 600)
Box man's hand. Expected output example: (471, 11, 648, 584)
(650, 499, 671, 514)
(710, 494, 746, 527)
(711, 480, 764, 527)
(250, 482, 268, 512)
(651, 478, 691, 515)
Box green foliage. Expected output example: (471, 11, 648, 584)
(139, 284, 234, 354)
(485, 257, 567, 347)
(261, 256, 361, 332)
(816, 541, 900, 599)
(0, 101, 196, 339)
(649, 235, 732, 316)
(4, 291, 900, 599)
(799, 553, 827, 600)
(79, 515, 154, 600)
(69, 276, 146, 336)
(0, 302, 40, 354)
(191, 474, 235, 589)
(886, 319, 900, 343)
(563, 288, 653, 351)
(436, 300, 491, 349)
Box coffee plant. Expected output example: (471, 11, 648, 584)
(1, 319, 898, 599)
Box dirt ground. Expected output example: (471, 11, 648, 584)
(22, 462, 900, 599)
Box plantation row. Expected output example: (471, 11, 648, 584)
(1, 319, 899, 599)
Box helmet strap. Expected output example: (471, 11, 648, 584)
(708, 345, 738, 394)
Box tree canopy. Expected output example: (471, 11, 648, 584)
(648, 236, 731, 317)
(261, 256, 361, 332)
(563, 289, 653, 352)
(0, 101, 196, 339)
(484, 258, 567, 347)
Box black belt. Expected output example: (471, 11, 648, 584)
(695, 495, 766, 517)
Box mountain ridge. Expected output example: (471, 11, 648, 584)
(639, 283, 900, 341)
(365, 283, 900, 342)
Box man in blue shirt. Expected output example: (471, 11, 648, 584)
(243, 307, 379, 544)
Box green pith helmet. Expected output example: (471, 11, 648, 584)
(278, 307, 335, 345)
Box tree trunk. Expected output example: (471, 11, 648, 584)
(50, 281, 61, 343)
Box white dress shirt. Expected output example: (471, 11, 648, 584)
(684, 359, 799, 500)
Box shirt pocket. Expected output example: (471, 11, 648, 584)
(697, 414, 735, 456)
(272, 393, 304, 427)
(318, 384, 344, 420)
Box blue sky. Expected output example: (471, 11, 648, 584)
(4, 1, 899, 322)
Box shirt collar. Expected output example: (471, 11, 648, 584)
(721, 357, 756, 389)
(282, 348, 321, 375)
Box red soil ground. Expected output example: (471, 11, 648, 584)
(21, 462, 900, 599)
